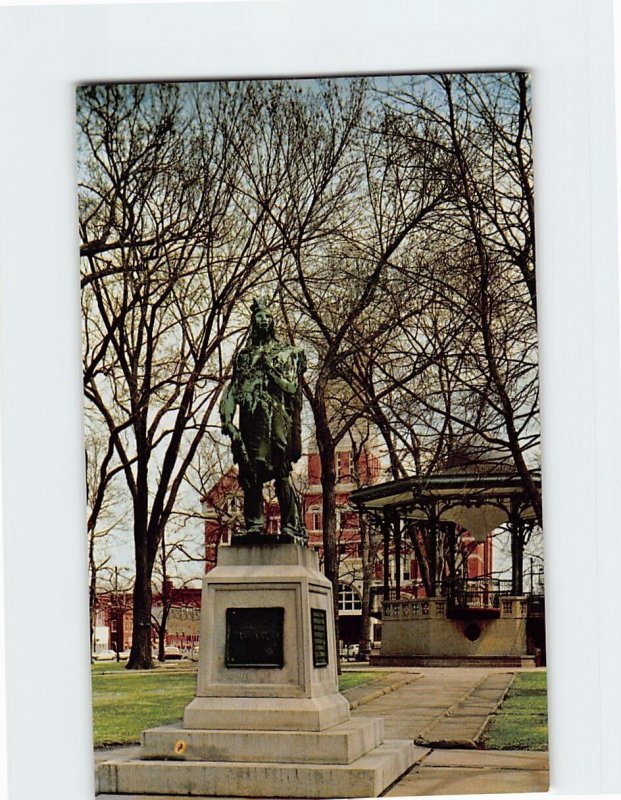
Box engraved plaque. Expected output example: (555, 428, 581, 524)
(311, 608, 329, 668)
(225, 607, 284, 668)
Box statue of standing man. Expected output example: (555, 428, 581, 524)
(219, 298, 307, 545)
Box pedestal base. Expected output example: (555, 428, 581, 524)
(96, 545, 417, 797)
(184, 691, 350, 731)
(142, 717, 384, 764)
(97, 739, 416, 799)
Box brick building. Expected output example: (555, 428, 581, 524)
(94, 583, 202, 654)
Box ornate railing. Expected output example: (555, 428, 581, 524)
(382, 594, 530, 621)
(383, 598, 447, 620)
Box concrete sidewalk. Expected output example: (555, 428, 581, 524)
(97, 667, 549, 797)
(348, 668, 548, 795)
(385, 748, 549, 796)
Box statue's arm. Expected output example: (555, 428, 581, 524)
(267, 370, 297, 395)
(219, 381, 238, 437)
(264, 349, 305, 396)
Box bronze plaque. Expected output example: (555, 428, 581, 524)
(225, 607, 284, 668)
(311, 608, 329, 668)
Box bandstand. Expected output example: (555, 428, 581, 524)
(349, 466, 544, 667)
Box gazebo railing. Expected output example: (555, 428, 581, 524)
(378, 576, 544, 614)
(444, 577, 514, 611)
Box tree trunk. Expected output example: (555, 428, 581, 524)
(407, 523, 434, 598)
(127, 440, 154, 669)
(128, 559, 153, 669)
(359, 513, 374, 658)
(313, 393, 341, 671)
(88, 532, 96, 659)
(157, 607, 170, 662)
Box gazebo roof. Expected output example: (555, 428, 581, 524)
(349, 467, 541, 541)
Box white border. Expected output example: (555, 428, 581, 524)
(0, 1, 619, 797)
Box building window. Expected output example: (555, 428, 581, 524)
(267, 516, 280, 534)
(308, 506, 322, 531)
(227, 494, 240, 513)
(338, 583, 362, 612)
(336, 451, 351, 483)
(342, 511, 358, 529)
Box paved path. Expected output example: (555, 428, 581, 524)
(347, 668, 548, 795)
(351, 667, 509, 744)
(97, 667, 549, 797)
(385, 748, 549, 796)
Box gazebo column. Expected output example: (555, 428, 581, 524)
(394, 513, 401, 600)
(508, 499, 529, 595)
(444, 522, 457, 604)
(510, 526, 524, 595)
(428, 506, 438, 597)
(382, 509, 391, 601)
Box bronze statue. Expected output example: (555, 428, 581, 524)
(219, 299, 307, 544)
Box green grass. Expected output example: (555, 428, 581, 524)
(92, 668, 198, 747)
(92, 666, 378, 747)
(481, 672, 548, 751)
(91, 660, 129, 674)
(338, 671, 377, 691)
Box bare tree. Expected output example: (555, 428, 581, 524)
(348, 426, 383, 656)
(79, 83, 284, 668)
(151, 519, 203, 662)
(85, 422, 127, 656)
(377, 73, 540, 521)
(98, 565, 134, 659)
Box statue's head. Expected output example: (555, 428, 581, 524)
(250, 297, 275, 342)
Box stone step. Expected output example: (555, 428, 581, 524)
(97, 739, 417, 798)
(141, 717, 384, 765)
(184, 692, 350, 731)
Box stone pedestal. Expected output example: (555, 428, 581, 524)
(97, 544, 416, 798)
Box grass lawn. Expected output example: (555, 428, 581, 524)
(93, 667, 198, 747)
(92, 665, 378, 747)
(338, 671, 377, 691)
(481, 671, 548, 751)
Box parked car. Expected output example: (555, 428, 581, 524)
(164, 645, 183, 660)
(340, 643, 360, 662)
(118, 649, 131, 660)
(92, 649, 117, 662)
(190, 645, 200, 662)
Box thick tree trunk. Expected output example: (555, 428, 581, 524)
(127, 438, 154, 670)
(319, 448, 340, 665)
(88, 532, 96, 658)
(312, 392, 341, 670)
(359, 514, 374, 658)
(128, 556, 153, 669)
